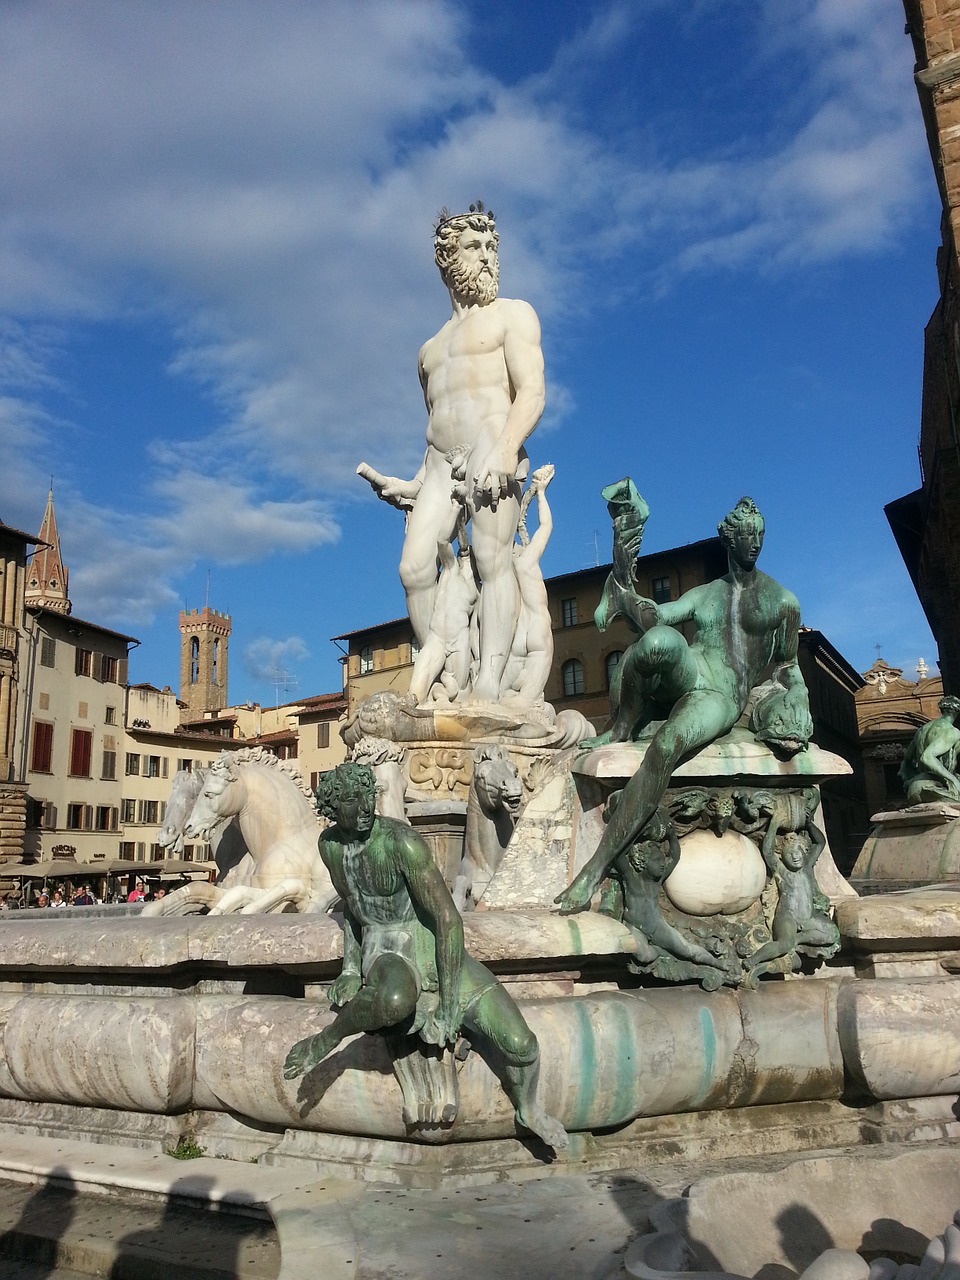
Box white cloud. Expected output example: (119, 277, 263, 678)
(242, 635, 310, 684)
(0, 0, 931, 629)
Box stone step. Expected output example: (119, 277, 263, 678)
(0, 1176, 280, 1278)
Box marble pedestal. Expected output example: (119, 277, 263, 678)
(485, 732, 854, 910)
(852, 802, 960, 891)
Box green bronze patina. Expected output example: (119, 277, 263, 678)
(900, 696, 960, 805)
(283, 762, 567, 1152)
(557, 493, 814, 917)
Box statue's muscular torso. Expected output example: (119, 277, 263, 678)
(419, 297, 537, 461)
(661, 569, 800, 708)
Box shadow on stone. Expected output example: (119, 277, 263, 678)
(0, 1166, 76, 1277)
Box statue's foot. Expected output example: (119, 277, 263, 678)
(517, 1106, 568, 1152)
(580, 731, 613, 749)
(283, 1030, 335, 1079)
(470, 677, 501, 703)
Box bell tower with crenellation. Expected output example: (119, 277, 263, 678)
(179, 605, 231, 720)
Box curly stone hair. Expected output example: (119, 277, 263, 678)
(314, 762, 377, 822)
(717, 496, 764, 546)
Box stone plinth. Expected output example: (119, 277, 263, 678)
(404, 799, 466, 885)
(852, 802, 960, 889)
(484, 733, 854, 910)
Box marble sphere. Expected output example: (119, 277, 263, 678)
(664, 829, 767, 916)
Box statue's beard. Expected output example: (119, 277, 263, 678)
(443, 255, 499, 305)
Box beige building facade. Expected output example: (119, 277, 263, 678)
(19, 605, 134, 866)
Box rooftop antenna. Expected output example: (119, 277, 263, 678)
(272, 664, 299, 710)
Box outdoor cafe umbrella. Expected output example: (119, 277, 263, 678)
(106, 858, 216, 880)
(4, 858, 92, 879)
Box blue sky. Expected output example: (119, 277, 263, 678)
(0, 0, 943, 704)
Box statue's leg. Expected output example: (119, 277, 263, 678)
(590, 642, 652, 744)
(398, 465, 459, 645)
(463, 969, 568, 1151)
(408, 634, 447, 703)
(283, 954, 419, 1079)
(237, 878, 306, 914)
(208, 885, 260, 915)
(470, 491, 522, 702)
(558, 689, 737, 913)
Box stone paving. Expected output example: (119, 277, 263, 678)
(0, 1133, 945, 1279)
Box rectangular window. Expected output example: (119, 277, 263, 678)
(69, 728, 92, 777)
(66, 802, 84, 831)
(39, 636, 56, 668)
(125, 752, 140, 776)
(177, 758, 193, 772)
(101, 750, 116, 780)
(651, 575, 672, 604)
(30, 721, 54, 773)
(75, 648, 92, 677)
(100, 654, 118, 683)
(119, 842, 135, 861)
(137, 799, 159, 825)
(561, 598, 578, 627)
(105, 706, 116, 725)
(145, 755, 160, 778)
(317, 722, 330, 749)
(121, 798, 136, 823)
(95, 805, 114, 832)
(359, 645, 373, 674)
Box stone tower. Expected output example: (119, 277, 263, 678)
(179, 606, 231, 719)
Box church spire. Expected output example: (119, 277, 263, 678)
(25, 487, 71, 615)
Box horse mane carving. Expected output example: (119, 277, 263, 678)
(216, 746, 315, 803)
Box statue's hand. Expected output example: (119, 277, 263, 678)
(357, 462, 420, 511)
(328, 971, 362, 1007)
(419, 1004, 459, 1048)
(473, 443, 520, 504)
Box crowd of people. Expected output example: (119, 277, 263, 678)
(1, 881, 169, 909)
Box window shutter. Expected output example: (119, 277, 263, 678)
(118, 658, 128, 686)
(83, 805, 93, 831)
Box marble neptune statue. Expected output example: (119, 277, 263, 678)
(358, 202, 546, 704)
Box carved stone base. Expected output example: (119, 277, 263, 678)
(852, 802, 960, 890)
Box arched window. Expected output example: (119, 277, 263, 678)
(190, 637, 199, 684)
(562, 658, 584, 697)
(212, 638, 219, 685)
(605, 650, 624, 688)
(359, 645, 373, 674)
